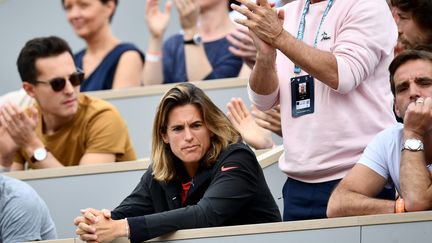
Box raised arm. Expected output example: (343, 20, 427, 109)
(176, 0, 213, 81)
(233, 0, 396, 93)
(327, 164, 395, 217)
(142, 0, 172, 85)
(399, 97, 432, 211)
(231, 1, 280, 95)
(233, 0, 337, 89)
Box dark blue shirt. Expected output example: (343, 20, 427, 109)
(75, 43, 144, 92)
(162, 34, 243, 84)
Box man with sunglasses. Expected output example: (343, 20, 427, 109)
(0, 36, 136, 171)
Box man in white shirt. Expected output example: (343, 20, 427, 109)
(327, 49, 432, 216)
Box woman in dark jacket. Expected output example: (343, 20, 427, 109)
(74, 83, 281, 243)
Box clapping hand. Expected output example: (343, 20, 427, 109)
(145, 0, 172, 40)
(227, 98, 275, 149)
(227, 25, 257, 69)
(252, 104, 282, 137)
(174, 0, 199, 32)
(0, 103, 38, 150)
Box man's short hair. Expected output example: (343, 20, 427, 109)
(391, 0, 432, 38)
(389, 49, 432, 96)
(16, 36, 73, 83)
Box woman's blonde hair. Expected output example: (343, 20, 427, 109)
(151, 83, 240, 182)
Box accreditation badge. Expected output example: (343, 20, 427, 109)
(291, 75, 314, 117)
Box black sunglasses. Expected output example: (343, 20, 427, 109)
(33, 70, 85, 92)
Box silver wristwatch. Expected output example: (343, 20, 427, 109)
(402, 139, 424, 152)
(30, 147, 48, 163)
(184, 33, 202, 45)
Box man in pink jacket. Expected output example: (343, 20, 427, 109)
(232, 0, 397, 220)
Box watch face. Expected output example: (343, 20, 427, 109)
(34, 148, 47, 161)
(193, 34, 202, 45)
(405, 139, 423, 150)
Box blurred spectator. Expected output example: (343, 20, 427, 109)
(391, 0, 432, 55)
(142, 0, 243, 85)
(62, 0, 144, 91)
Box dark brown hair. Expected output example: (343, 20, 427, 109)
(391, 0, 432, 39)
(17, 36, 73, 83)
(389, 49, 432, 96)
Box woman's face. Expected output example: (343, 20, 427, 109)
(63, 0, 113, 39)
(162, 104, 212, 167)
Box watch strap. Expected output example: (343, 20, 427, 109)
(184, 39, 195, 44)
(183, 33, 202, 45)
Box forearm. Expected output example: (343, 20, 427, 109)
(143, 37, 164, 85)
(183, 27, 212, 81)
(184, 45, 212, 81)
(274, 30, 339, 90)
(143, 62, 164, 85)
(400, 150, 432, 211)
(31, 153, 65, 169)
(249, 51, 278, 95)
(327, 188, 395, 217)
(20, 138, 64, 169)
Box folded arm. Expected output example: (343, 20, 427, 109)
(399, 98, 432, 211)
(327, 164, 395, 217)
